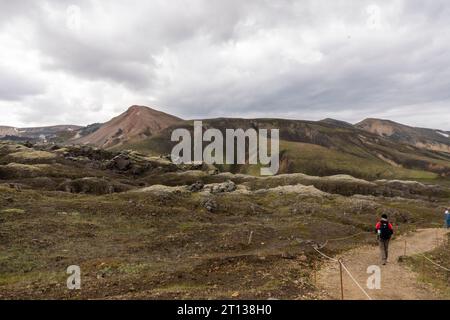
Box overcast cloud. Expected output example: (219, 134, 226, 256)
(0, 0, 449, 129)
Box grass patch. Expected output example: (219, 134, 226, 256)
(8, 150, 57, 161)
(405, 236, 450, 298)
(1, 208, 26, 214)
(279, 140, 438, 180)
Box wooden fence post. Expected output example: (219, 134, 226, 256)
(339, 259, 344, 300)
(247, 231, 253, 245)
(421, 255, 426, 281)
(313, 261, 317, 286)
(446, 271, 449, 286)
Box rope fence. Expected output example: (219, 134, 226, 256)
(312, 243, 373, 300)
(418, 253, 450, 272)
(312, 245, 338, 262)
(404, 234, 450, 281)
(311, 229, 449, 300)
(326, 231, 371, 242)
(340, 260, 373, 300)
(316, 231, 372, 250)
(404, 234, 450, 272)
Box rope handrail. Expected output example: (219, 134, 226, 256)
(312, 245, 338, 262)
(417, 253, 450, 272)
(404, 237, 450, 272)
(317, 240, 328, 249)
(311, 244, 373, 300)
(339, 260, 373, 300)
(326, 231, 371, 242)
(311, 230, 449, 300)
(315, 231, 372, 250)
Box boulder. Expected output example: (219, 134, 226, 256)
(108, 154, 132, 171)
(208, 180, 236, 193)
(57, 177, 131, 195)
(202, 198, 217, 212)
(187, 181, 204, 192)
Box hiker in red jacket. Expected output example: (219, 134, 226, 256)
(375, 214, 394, 265)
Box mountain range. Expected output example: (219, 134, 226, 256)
(356, 118, 450, 153)
(1, 105, 450, 180)
(0, 125, 81, 142)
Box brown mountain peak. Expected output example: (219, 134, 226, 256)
(73, 105, 183, 148)
(126, 105, 151, 112)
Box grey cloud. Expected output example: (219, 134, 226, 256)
(0, 67, 44, 101)
(154, 1, 450, 125)
(1, 0, 450, 128)
(0, 0, 38, 26)
(28, 1, 253, 89)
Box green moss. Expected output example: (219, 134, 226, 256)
(279, 140, 438, 180)
(0, 163, 46, 179)
(178, 222, 197, 231)
(260, 279, 284, 290)
(1, 208, 25, 214)
(156, 283, 210, 293)
(8, 150, 56, 161)
(405, 237, 450, 298)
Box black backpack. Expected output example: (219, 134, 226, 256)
(379, 221, 393, 240)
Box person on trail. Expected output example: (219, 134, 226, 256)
(375, 214, 394, 265)
(445, 208, 450, 229)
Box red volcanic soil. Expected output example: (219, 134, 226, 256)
(74, 105, 182, 148)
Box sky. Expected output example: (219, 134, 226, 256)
(1, 0, 450, 129)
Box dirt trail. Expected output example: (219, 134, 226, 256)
(316, 228, 449, 300)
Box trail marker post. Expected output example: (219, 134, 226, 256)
(446, 270, 449, 286)
(422, 255, 426, 281)
(313, 261, 317, 286)
(247, 231, 253, 245)
(339, 259, 344, 300)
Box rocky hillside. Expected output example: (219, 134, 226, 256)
(0, 140, 449, 299)
(124, 117, 450, 180)
(0, 125, 81, 142)
(72, 105, 182, 148)
(356, 118, 450, 153)
(0, 126, 19, 137)
(2, 107, 450, 181)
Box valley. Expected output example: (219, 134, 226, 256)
(1, 105, 449, 299)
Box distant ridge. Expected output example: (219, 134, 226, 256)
(319, 118, 354, 128)
(0, 125, 81, 141)
(356, 118, 450, 153)
(2, 107, 450, 178)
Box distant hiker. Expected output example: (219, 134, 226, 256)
(445, 208, 450, 229)
(375, 214, 394, 265)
